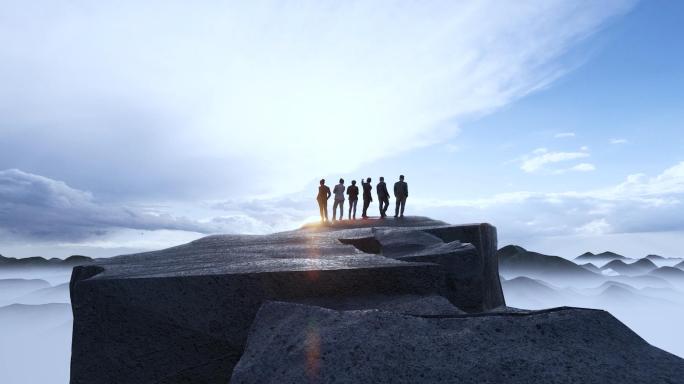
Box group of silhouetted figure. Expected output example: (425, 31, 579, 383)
(316, 175, 408, 222)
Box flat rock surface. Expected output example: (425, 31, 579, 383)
(231, 302, 684, 384)
(91, 216, 451, 279)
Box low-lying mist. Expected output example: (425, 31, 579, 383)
(499, 245, 684, 358)
(1, 247, 683, 383)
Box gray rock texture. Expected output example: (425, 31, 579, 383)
(295, 293, 465, 316)
(231, 301, 684, 384)
(69, 217, 503, 383)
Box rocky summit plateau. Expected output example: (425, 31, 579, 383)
(68, 217, 684, 383)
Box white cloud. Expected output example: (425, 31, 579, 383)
(604, 162, 684, 198)
(576, 218, 612, 235)
(551, 162, 596, 174)
(555, 132, 576, 138)
(610, 138, 628, 144)
(208, 196, 316, 233)
(571, 163, 596, 172)
(520, 148, 591, 173)
(411, 161, 684, 240)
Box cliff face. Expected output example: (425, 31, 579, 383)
(231, 303, 684, 384)
(70, 217, 684, 383)
(69, 217, 504, 383)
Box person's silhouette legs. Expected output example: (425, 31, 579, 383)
(379, 197, 389, 218)
(333, 200, 345, 221)
(318, 199, 328, 222)
(394, 197, 406, 218)
(348, 199, 357, 219)
(392, 175, 407, 218)
(362, 199, 371, 218)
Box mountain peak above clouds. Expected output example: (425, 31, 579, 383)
(575, 251, 630, 263)
(496, 244, 528, 259)
(600, 259, 657, 276)
(580, 262, 601, 274)
(0, 254, 93, 268)
(498, 245, 601, 283)
(597, 251, 627, 258)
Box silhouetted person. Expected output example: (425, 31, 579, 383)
(393, 175, 408, 218)
(377, 176, 390, 218)
(361, 177, 373, 219)
(347, 180, 359, 220)
(317, 179, 331, 222)
(332, 178, 345, 221)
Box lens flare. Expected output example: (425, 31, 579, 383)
(305, 321, 321, 382)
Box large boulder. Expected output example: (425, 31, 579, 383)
(69, 217, 503, 383)
(231, 301, 684, 384)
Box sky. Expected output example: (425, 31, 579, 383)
(1, 0, 683, 259)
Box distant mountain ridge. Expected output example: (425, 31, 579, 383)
(498, 245, 684, 286)
(0, 254, 93, 268)
(574, 251, 630, 263)
(601, 258, 657, 276)
(497, 245, 601, 283)
(579, 262, 601, 274)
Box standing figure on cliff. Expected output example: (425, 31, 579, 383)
(393, 175, 408, 218)
(317, 179, 331, 222)
(332, 178, 346, 221)
(347, 180, 359, 220)
(361, 177, 373, 219)
(377, 177, 390, 218)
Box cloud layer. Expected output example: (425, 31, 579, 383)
(0, 169, 213, 240)
(4, 160, 684, 255)
(414, 161, 684, 240)
(0, 168, 315, 245)
(0, 0, 633, 199)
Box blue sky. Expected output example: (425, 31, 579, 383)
(368, 0, 683, 195)
(1, 0, 683, 258)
